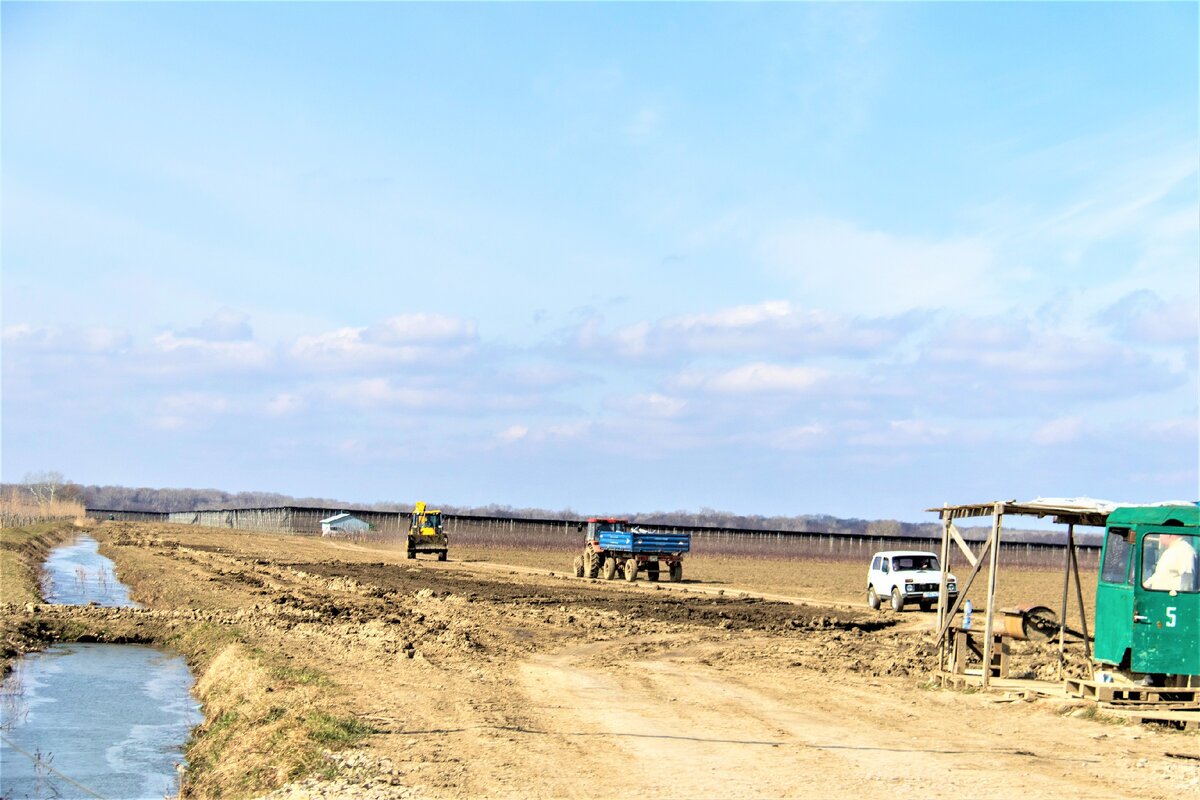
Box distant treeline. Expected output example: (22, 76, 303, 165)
(1, 481, 1094, 544)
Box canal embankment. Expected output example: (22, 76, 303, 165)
(1, 519, 384, 798)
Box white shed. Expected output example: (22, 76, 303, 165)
(320, 512, 371, 536)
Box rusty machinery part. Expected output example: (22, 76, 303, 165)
(994, 605, 1058, 641)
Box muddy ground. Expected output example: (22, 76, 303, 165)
(4, 521, 1196, 799)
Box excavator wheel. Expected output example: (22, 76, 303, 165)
(437, 551, 447, 562)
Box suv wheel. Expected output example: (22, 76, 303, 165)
(867, 586, 881, 610)
(890, 587, 904, 612)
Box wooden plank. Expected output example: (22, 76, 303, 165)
(948, 522, 979, 568)
(1101, 708, 1200, 729)
(934, 535, 994, 642)
(1063, 680, 1199, 706)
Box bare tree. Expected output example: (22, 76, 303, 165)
(22, 471, 67, 505)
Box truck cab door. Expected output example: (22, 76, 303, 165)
(1132, 528, 1199, 676)
(1094, 526, 1134, 668)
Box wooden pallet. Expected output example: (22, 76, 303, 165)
(1099, 707, 1200, 731)
(937, 672, 1068, 697)
(1064, 679, 1200, 707)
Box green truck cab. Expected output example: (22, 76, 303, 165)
(1094, 505, 1198, 679)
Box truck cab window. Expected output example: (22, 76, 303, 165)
(1101, 528, 1134, 584)
(1141, 533, 1200, 593)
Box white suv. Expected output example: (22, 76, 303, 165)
(867, 550, 957, 612)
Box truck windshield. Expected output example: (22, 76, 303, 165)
(1141, 533, 1199, 593)
(892, 556, 938, 571)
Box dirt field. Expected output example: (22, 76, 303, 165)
(4, 521, 1196, 799)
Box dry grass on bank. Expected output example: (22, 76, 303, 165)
(0, 491, 88, 528)
(0, 519, 83, 606)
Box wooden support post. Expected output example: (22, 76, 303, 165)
(1058, 522, 1074, 680)
(937, 508, 952, 671)
(980, 503, 1003, 690)
(1070, 528, 1093, 664)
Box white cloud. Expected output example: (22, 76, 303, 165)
(328, 378, 438, 409)
(290, 314, 477, 371)
(1032, 416, 1085, 446)
(579, 300, 911, 361)
(497, 424, 529, 443)
(921, 316, 1184, 397)
(759, 218, 995, 315)
(150, 392, 232, 431)
(3, 324, 130, 354)
(767, 423, 830, 450)
(265, 393, 304, 416)
(626, 106, 662, 140)
(608, 392, 686, 419)
(848, 419, 953, 448)
(675, 363, 829, 394)
(3, 324, 52, 347)
(181, 309, 253, 342)
(151, 331, 269, 369)
(363, 314, 477, 345)
(81, 327, 131, 353)
(1100, 290, 1200, 346)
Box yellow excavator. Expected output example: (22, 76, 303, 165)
(408, 502, 448, 561)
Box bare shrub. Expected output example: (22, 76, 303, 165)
(0, 486, 87, 528)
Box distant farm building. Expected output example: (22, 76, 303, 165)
(320, 512, 371, 536)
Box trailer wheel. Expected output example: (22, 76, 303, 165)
(890, 588, 905, 612)
(646, 561, 660, 581)
(624, 559, 638, 582)
(573, 555, 584, 578)
(669, 562, 682, 582)
(867, 586, 880, 610)
(585, 550, 601, 579)
(602, 557, 617, 581)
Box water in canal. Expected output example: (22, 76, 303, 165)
(39, 534, 140, 608)
(0, 535, 203, 799)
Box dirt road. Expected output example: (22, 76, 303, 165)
(28, 522, 1194, 798)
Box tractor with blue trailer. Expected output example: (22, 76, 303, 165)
(573, 518, 690, 582)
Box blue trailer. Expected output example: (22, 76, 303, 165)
(572, 518, 691, 582)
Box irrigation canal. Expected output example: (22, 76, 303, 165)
(1, 535, 202, 799)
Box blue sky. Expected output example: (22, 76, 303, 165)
(3, 3, 1197, 521)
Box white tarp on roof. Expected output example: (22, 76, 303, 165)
(1023, 497, 1196, 515)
